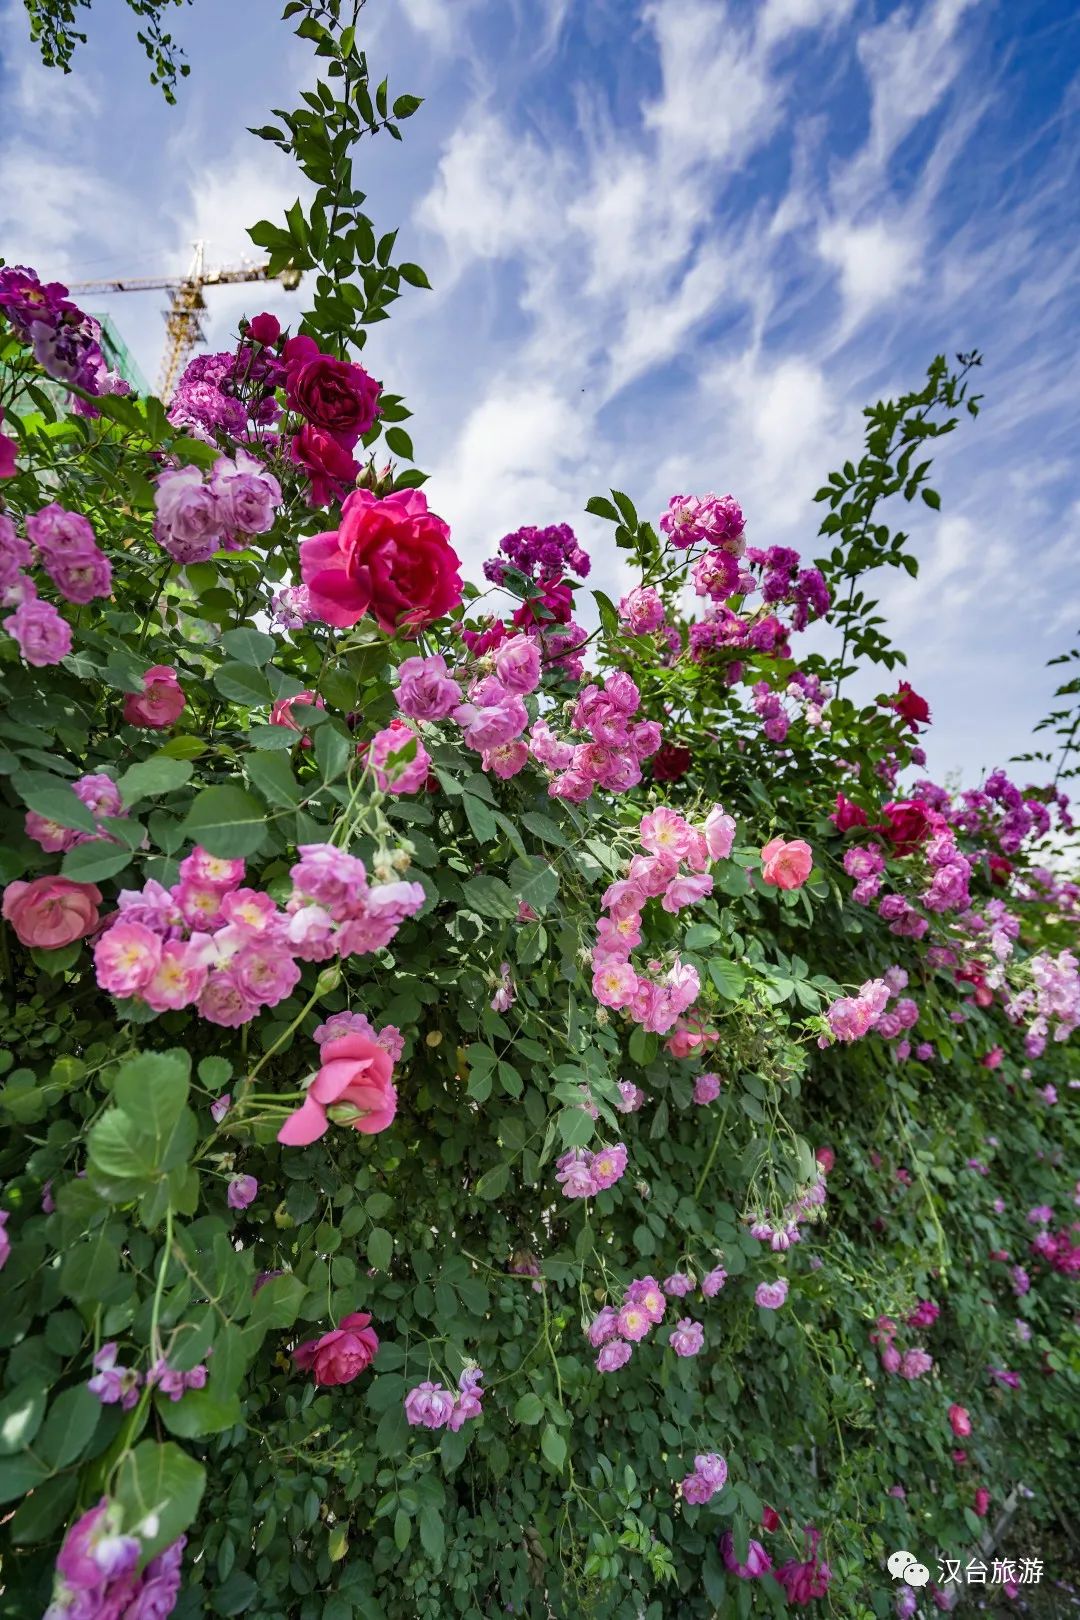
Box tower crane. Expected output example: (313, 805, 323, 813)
(69, 242, 301, 402)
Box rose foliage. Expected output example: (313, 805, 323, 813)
(0, 5, 1077, 1619)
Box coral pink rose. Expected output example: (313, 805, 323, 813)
(760, 836, 813, 889)
(2, 875, 101, 948)
(123, 665, 186, 729)
(270, 689, 326, 744)
(293, 1310, 379, 1386)
(948, 1403, 972, 1438)
(300, 488, 462, 635)
(278, 1032, 397, 1146)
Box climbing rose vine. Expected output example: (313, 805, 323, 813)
(0, 6, 1077, 1620)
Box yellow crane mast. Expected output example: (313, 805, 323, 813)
(69, 242, 300, 402)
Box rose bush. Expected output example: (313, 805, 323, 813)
(0, 5, 1077, 1620)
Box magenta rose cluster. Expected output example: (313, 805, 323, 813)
(404, 1365, 485, 1431)
(153, 450, 282, 564)
(590, 805, 738, 1033)
(92, 841, 424, 1026)
(679, 1451, 728, 1505)
(43, 1495, 185, 1620)
(87, 1341, 208, 1410)
(870, 1315, 934, 1380)
(587, 1272, 718, 1375)
(0, 265, 130, 406)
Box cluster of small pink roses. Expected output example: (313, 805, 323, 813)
(590, 805, 734, 1034)
(393, 635, 541, 780)
(87, 1342, 208, 1409)
(153, 451, 282, 565)
(0, 501, 114, 667)
(587, 1269, 726, 1374)
(93, 842, 423, 1026)
(821, 968, 919, 1050)
(870, 1315, 934, 1380)
(746, 1173, 828, 1252)
(404, 1365, 485, 1431)
(555, 1142, 628, 1199)
(44, 1500, 186, 1620)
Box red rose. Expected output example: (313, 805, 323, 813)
(988, 853, 1012, 885)
(880, 799, 933, 856)
(889, 680, 931, 729)
(830, 792, 868, 832)
(300, 488, 462, 636)
(292, 1310, 379, 1387)
(761, 1506, 781, 1532)
(247, 311, 281, 347)
(289, 425, 360, 508)
(815, 1145, 835, 1174)
(651, 742, 692, 782)
(283, 334, 380, 448)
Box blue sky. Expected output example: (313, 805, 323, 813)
(2, 0, 1079, 787)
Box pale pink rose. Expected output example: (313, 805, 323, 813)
(366, 720, 430, 794)
(93, 921, 163, 997)
(123, 665, 186, 728)
(760, 836, 813, 890)
(704, 805, 736, 860)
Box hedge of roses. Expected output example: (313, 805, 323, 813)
(0, 7, 1077, 1620)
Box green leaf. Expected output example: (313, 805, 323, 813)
(418, 1503, 445, 1560)
(513, 1393, 544, 1425)
(475, 1162, 509, 1200)
(541, 1424, 567, 1468)
(384, 425, 414, 460)
(9, 1471, 78, 1544)
(461, 875, 517, 920)
(117, 756, 193, 808)
(392, 95, 423, 120)
(0, 1454, 50, 1505)
(315, 724, 351, 784)
(462, 791, 497, 845)
(156, 1389, 242, 1439)
(508, 855, 559, 914)
(246, 751, 302, 808)
(13, 774, 97, 834)
(585, 495, 620, 523)
(213, 662, 273, 706)
(38, 1385, 102, 1471)
(114, 1048, 190, 1135)
(367, 1227, 393, 1271)
(183, 786, 267, 858)
(709, 959, 747, 1000)
(60, 842, 133, 883)
(0, 1378, 47, 1456)
(116, 1441, 206, 1562)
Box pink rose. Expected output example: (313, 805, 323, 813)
(293, 1310, 379, 1386)
(300, 488, 462, 635)
(760, 836, 813, 889)
(2, 875, 101, 949)
(278, 1032, 397, 1146)
(284, 334, 381, 447)
(0, 410, 16, 478)
(493, 633, 542, 695)
(289, 424, 360, 508)
(270, 689, 325, 741)
(93, 920, 163, 997)
(44, 546, 112, 604)
(704, 804, 736, 860)
(123, 665, 186, 728)
(948, 1403, 972, 1437)
(395, 654, 460, 720)
(366, 719, 431, 794)
(153, 465, 223, 564)
(3, 596, 71, 665)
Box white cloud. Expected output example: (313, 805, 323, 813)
(817, 217, 923, 326)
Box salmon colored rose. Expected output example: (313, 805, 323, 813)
(293, 1310, 379, 1386)
(277, 1032, 397, 1146)
(299, 488, 462, 636)
(122, 665, 186, 729)
(760, 836, 813, 890)
(2, 875, 101, 948)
